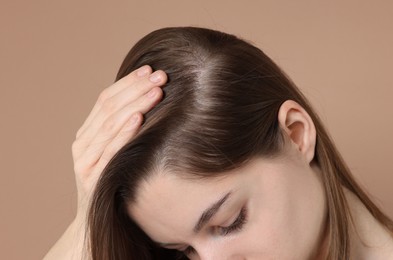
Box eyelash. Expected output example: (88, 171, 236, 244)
(180, 206, 248, 256)
(217, 206, 248, 235)
(181, 246, 196, 257)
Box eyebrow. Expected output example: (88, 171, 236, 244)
(157, 190, 233, 248)
(193, 191, 232, 233)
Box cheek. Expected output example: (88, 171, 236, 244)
(246, 191, 297, 258)
(245, 167, 324, 258)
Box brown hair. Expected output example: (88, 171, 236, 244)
(85, 26, 393, 259)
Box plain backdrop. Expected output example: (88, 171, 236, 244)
(1, 1, 392, 259)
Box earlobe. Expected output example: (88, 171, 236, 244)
(278, 100, 317, 164)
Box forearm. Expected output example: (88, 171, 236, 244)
(43, 217, 89, 260)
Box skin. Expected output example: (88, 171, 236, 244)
(44, 65, 168, 260)
(129, 157, 327, 259)
(128, 100, 393, 260)
(45, 66, 393, 259)
(345, 189, 393, 260)
(128, 101, 329, 259)
(72, 65, 167, 215)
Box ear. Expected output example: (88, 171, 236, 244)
(277, 100, 316, 164)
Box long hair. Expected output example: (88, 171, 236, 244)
(85, 26, 393, 259)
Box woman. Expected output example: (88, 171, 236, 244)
(44, 27, 393, 260)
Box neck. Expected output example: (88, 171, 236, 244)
(316, 188, 393, 260)
(345, 188, 393, 260)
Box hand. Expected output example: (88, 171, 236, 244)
(71, 65, 167, 219)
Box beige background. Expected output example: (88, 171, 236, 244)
(1, 1, 392, 259)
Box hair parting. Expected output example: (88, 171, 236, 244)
(85, 26, 393, 260)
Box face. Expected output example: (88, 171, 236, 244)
(127, 144, 327, 260)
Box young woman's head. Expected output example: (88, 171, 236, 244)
(86, 27, 393, 259)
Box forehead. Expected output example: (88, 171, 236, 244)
(127, 170, 236, 243)
(125, 157, 287, 243)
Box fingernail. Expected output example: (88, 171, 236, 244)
(125, 115, 139, 130)
(130, 114, 139, 125)
(149, 72, 162, 83)
(137, 66, 150, 77)
(148, 89, 157, 98)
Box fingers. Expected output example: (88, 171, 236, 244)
(72, 65, 167, 174)
(91, 112, 143, 180)
(110, 65, 153, 98)
(76, 68, 167, 148)
(75, 112, 143, 178)
(76, 87, 163, 163)
(76, 65, 154, 139)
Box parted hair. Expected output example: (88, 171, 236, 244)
(85, 26, 393, 260)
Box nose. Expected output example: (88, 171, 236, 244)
(196, 248, 246, 260)
(198, 254, 246, 260)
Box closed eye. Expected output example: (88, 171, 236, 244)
(181, 246, 196, 256)
(216, 206, 248, 236)
(178, 206, 248, 258)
